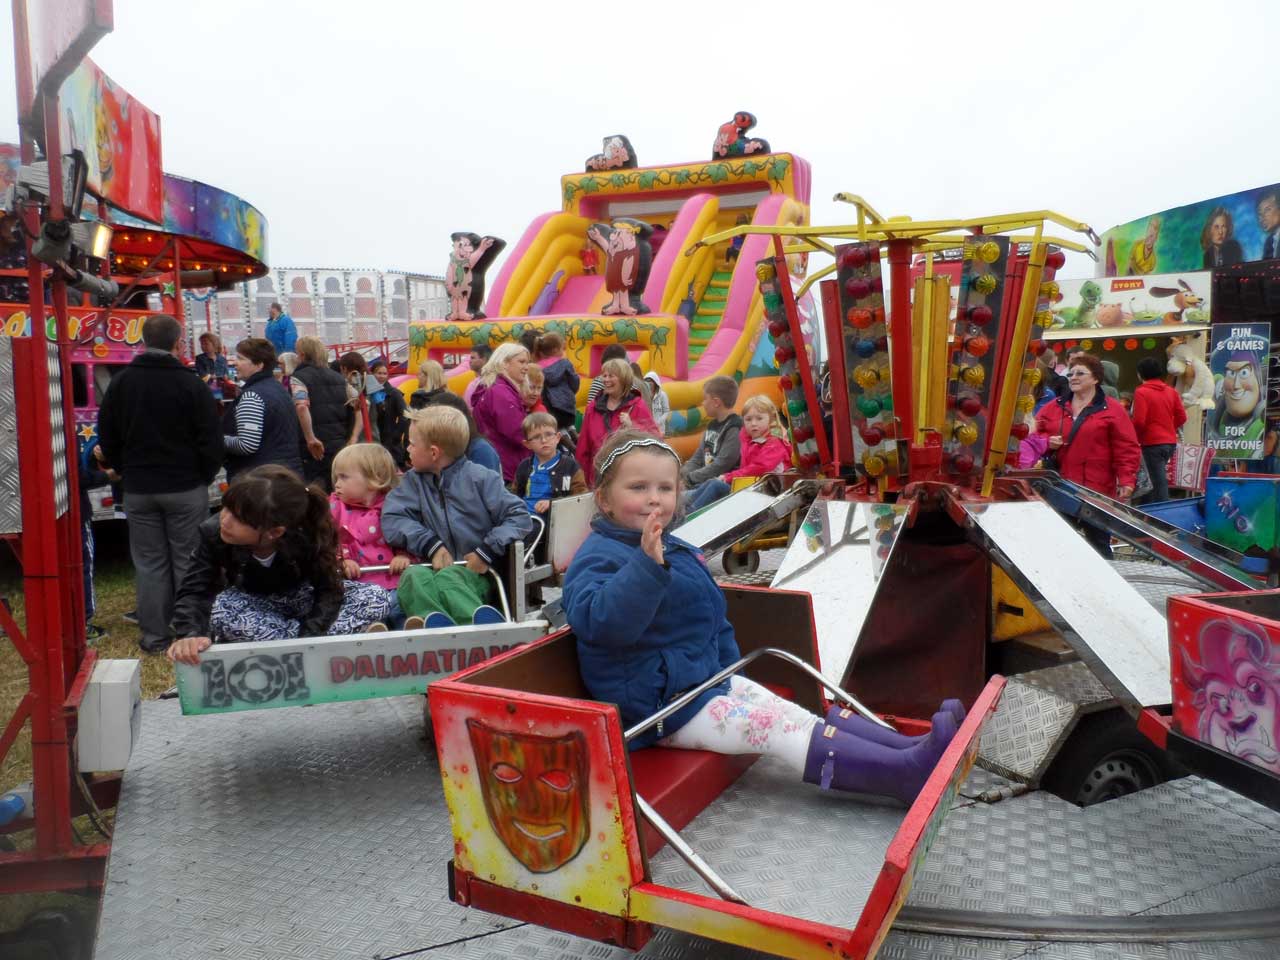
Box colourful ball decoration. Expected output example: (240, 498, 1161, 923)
(845, 277, 871, 299)
(964, 334, 991, 358)
(792, 425, 813, 443)
(1080, 339, 1093, 351)
(875, 335, 889, 351)
(767, 318, 787, 338)
(1143, 337, 1157, 350)
(951, 451, 976, 473)
(840, 246, 869, 269)
(763, 292, 783, 312)
(1125, 338, 1139, 351)
(1023, 367, 1043, 387)
(857, 395, 881, 417)
(778, 375, 793, 391)
(799, 452, 820, 470)
(860, 426, 884, 446)
(961, 364, 985, 387)
(1010, 421, 1030, 440)
(756, 262, 777, 281)
(1015, 394, 1035, 414)
(1039, 281, 1059, 300)
(847, 307, 874, 329)
(953, 421, 979, 446)
(880, 393, 893, 412)
(1035, 310, 1054, 326)
(787, 398, 806, 417)
(774, 344, 794, 363)
(863, 452, 887, 476)
(1045, 250, 1067, 270)
(855, 338, 877, 358)
(1064, 340, 1078, 350)
(976, 241, 1001, 264)
(958, 394, 982, 417)
(1030, 339, 1048, 356)
(1103, 338, 1116, 351)
(968, 304, 993, 325)
(854, 364, 880, 389)
(972, 274, 998, 295)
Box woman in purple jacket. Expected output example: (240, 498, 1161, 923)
(470, 342, 531, 483)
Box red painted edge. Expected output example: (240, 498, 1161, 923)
(845, 675, 1005, 957)
(631, 880, 851, 946)
(1137, 707, 1170, 750)
(457, 869, 652, 951)
(62, 649, 98, 714)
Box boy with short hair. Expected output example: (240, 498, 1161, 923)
(382, 407, 532, 627)
(514, 412, 587, 518)
(681, 375, 743, 491)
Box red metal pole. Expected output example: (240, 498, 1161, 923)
(885, 240, 915, 446)
(819, 278, 852, 468)
(771, 236, 831, 468)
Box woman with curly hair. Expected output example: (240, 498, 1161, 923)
(166, 465, 391, 664)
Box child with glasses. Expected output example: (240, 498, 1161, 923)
(514, 412, 587, 518)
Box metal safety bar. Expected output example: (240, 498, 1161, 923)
(524, 514, 546, 570)
(634, 795, 746, 905)
(358, 560, 512, 622)
(623, 646, 891, 743)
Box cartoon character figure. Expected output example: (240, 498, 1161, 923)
(446, 232, 505, 322)
(1057, 280, 1102, 328)
(1207, 348, 1266, 450)
(711, 111, 771, 159)
(1149, 278, 1206, 324)
(1096, 303, 1130, 327)
(1166, 334, 1215, 412)
(1126, 216, 1161, 276)
(585, 134, 637, 172)
(1179, 619, 1280, 773)
(587, 218, 654, 316)
(466, 720, 590, 873)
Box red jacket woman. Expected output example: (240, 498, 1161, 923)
(577, 360, 658, 485)
(1035, 355, 1141, 499)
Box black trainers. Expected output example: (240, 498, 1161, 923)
(85, 623, 107, 644)
(139, 636, 173, 655)
(121, 610, 139, 625)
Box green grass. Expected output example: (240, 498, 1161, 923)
(0, 522, 173, 941)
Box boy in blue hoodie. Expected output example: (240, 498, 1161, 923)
(382, 406, 532, 627)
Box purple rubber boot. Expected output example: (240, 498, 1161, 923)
(802, 707, 961, 804)
(823, 698, 967, 749)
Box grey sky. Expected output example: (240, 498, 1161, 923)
(3, 0, 1277, 282)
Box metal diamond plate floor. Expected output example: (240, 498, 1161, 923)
(96, 698, 1280, 960)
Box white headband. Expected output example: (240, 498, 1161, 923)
(598, 436, 680, 478)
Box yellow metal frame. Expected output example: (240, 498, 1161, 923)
(683, 197, 1098, 491)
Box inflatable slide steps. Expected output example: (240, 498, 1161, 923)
(687, 270, 733, 363)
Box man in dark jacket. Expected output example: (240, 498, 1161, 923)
(98, 314, 223, 653)
(292, 336, 354, 490)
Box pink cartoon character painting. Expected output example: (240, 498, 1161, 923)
(445, 231, 505, 322)
(1178, 618, 1280, 773)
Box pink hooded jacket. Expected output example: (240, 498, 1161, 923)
(723, 431, 792, 483)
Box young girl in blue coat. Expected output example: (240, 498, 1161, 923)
(563, 429, 964, 804)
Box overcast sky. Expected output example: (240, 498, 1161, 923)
(3, 0, 1278, 282)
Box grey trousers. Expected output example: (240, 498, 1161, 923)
(124, 485, 210, 646)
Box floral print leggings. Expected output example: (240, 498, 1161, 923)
(658, 675, 820, 774)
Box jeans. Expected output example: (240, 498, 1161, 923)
(1137, 443, 1175, 504)
(124, 485, 210, 646)
(686, 478, 732, 513)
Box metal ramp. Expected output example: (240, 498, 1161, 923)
(962, 500, 1172, 711)
(671, 477, 817, 557)
(95, 697, 1280, 959)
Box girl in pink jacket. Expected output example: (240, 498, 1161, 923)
(687, 395, 793, 512)
(329, 444, 412, 593)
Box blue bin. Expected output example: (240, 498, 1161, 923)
(1140, 496, 1269, 575)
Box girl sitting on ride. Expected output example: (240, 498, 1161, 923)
(329, 442, 412, 596)
(563, 430, 964, 805)
(167, 465, 392, 665)
(686, 394, 793, 512)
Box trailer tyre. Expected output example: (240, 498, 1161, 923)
(722, 549, 760, 576)
(1044, 709, 1181, 807)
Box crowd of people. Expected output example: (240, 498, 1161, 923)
(88, 312, 795, 661)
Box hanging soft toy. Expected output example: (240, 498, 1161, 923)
(1166, 333, 1215, 412)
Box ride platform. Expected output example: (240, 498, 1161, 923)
(94, 693, 1280, 959)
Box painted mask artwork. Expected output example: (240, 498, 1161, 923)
(1179, 619, 1280, 773)
(586, 218, 653, 316)
(466, 720, 590, 873)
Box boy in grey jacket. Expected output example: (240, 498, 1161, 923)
(382, 406, 532, 626)
(681, 375, 743, 496)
